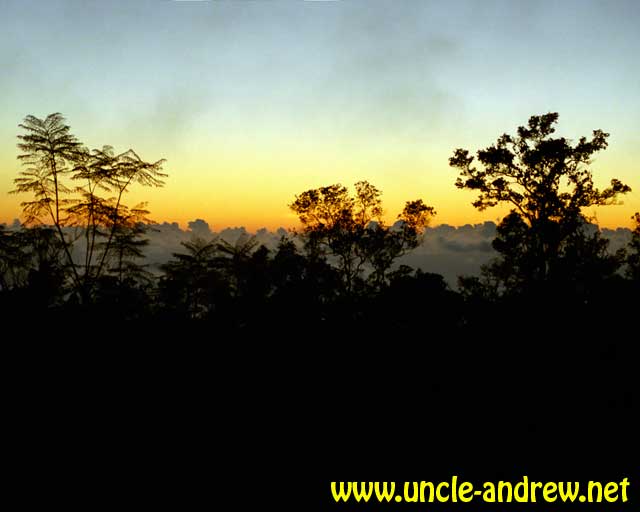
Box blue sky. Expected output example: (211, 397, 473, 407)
(1, 0, 639, 228)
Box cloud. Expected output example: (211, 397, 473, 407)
(401, 222, 498, 285)
(325, 4, 463, 140)
(140, 220, 501, 284)
(601, 227, 634, 253)
(4, 219, 633, 288)
(187, 219, 212, 237)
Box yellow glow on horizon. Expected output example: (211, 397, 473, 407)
(1, 134, 639, 232)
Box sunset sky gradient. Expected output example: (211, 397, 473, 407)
(1, 0, 638, 230)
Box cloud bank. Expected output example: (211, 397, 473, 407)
(141, 220, 633, 287)
(4, 218, 633, 288)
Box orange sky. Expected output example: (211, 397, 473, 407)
(2, 136, 638, 232)
(1, 1, 639, 231)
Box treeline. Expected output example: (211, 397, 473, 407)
(1, 112, 639, 334)
(0, 216, 638, 328)
(3, 113, 637, 505)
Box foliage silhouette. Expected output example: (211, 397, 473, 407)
(627, 212, 640, 281)
(3, 113, 638, 490)
(450, 112, 631, 296)
(11, 113, 166, 302)
(4, 111, 638, 336)
(4, 111, 638, 334)
(158, 237, 223, 320)
(289, 181, 435, 293)
(0, 225, 67, 309)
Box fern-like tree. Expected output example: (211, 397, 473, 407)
(11, 113, 166, 302)
(159, 237, 223, 319)
(98, 204, 153, 287)
(215, 234, 260, 297)
(12, 114, 82, 284)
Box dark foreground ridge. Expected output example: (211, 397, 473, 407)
(6, 314, 638, 510)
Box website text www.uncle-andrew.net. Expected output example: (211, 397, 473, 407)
(332, 477, 631, 504)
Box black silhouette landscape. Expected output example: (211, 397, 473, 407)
(3, 112, 638, 329)
(2, 1, 638, 507)
(3, 114, 637, 472)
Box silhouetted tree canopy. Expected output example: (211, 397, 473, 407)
(4, 112, 638, 485)
(289, 181, 435, 292)
(3, 111, 639, 339)
(450, 113, 629, 219)
(627, 212, 640, 282)
(450, 113, 631, 294)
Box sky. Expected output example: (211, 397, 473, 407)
(1, 0, 639, 230)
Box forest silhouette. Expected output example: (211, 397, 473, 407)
(3, 113, 638, 508)
(2, 112, 638, 328)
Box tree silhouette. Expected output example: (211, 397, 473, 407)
(159, 237, 224, 319)
(627, 212, 640, 281)
(100, 206, 153, 288)
(289, 181, 434, 292)
(11, 113, 167, 302)
(87, 216, 155, 320)
(450, 113, 631, 294)
(0, 225, 67, 310)
(0, 225, 23, 291)
(71, 146, 165, 286)
(3, 109, 638, 363)
(215, 233, 260, 298)
(366, 199, 436, 287)
(376, 266, 462, 332)
(268, 237, 340, 323)
(12, 113, 83, 286)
